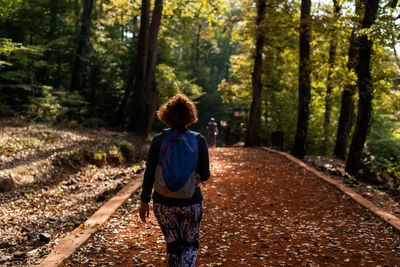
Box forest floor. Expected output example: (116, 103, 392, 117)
(0, 120, 147, 266)
(65, 147, 400, 266)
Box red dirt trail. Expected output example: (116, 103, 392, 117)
(66, 147, 400, 266)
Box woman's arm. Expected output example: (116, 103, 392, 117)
(140, 135, 162, 203)
(197, 135, 210, 182)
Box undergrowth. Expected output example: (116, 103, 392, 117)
(52, 141, 135, 169)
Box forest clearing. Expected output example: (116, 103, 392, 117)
(1, 0, 400, 266)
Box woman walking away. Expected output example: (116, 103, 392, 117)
(139, 94, 210, 267)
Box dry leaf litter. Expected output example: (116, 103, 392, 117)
(65, 148, 400, 266)
(0, 122, 146, 266)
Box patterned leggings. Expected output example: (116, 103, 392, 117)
(153, 202, 203, 267)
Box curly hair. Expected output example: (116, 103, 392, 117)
(157, 94, 198, 128)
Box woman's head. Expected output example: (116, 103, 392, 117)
(157, 94, 198, 128)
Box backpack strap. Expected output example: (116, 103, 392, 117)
(189, 130, 201, 139)
(161, 128, 170, 135)
(159, 129, 201, 145)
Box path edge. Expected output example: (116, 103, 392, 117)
(33, 174, 144, 267)
(260, 147, 400, 233)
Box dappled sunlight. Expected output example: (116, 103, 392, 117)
(1, 0, 399, 264)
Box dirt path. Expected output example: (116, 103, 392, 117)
(66, 147, 400, 266)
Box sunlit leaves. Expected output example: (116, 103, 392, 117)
(165, 0, 225, 25)
(0, 0, 22, 17)
(156, 64, 180, 102)
(0, 38, 22, 67)
(156, 64, 204, 104)
(101, 0, 140, 26)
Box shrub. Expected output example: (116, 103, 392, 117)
(107, 145, 123, 165)
(365, 114, 400, 181)
(118, 141, 135, 163)
(93, 150, 107, 167)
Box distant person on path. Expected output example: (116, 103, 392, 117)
(139, 94, 210, 267)
(206, 118, 218, 147)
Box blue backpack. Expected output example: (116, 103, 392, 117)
(154, 129, 200, 198)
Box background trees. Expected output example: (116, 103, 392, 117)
(1, 0, 400, 181)
(292, 0, 312, 158)
(346, 0, 381, 175)
(245, 0, 266, 146)
(70, 0, 95, 93)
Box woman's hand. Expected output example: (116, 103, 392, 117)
(139, 202, 150, 223)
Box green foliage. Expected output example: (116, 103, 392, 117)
(117, 142, 135, 163)
(364, 95, 400, 180)
(93, 150, 107, 167)
(53, 148, 87, 169)
(27, 89, 89, 123)
(53, 141, 135, 169)
(0, 0, 399, 178)
(156, 64, 204, 104)
(219, 0, 301, 148)
(0, 38, 22, 66)
(0, 0, 232, 132)
(0, 0, 22, 17)
(107, 145, 123, 165)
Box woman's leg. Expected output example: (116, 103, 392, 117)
(180, 202, 203, 267)
(153, 203, 182, 267)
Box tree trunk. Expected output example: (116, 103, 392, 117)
(115, 72, 134, 127)
(334, 1, 364, 159)
(70, 0, 94, 92)
(115, 16, 138, 127)
(131, 0, 151, 134)
(74, 0, 80, 33)
(291, 0, 311, 158)
(144, 0, 164, 135)
(345, 0, 380, 175)
(245, 0, 266, 147)
(44, 0, 59, 88)
(323, 42, 336, 153)
(334, 88, 355, 158)
(323, 0, 341, 154)
(55, 52, 61, 89)
(48, 0, 59, 41)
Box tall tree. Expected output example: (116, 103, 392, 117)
(323, 0, 341, 154)
(47, 0, 59, 41)
(346, 0, 380, 175)
(144, 0, 164, 135)
(115, 16, 138, 127)
(334, 0, 364, 159)
(131, 0, 150, 134)
(245, 0, 266, 147)
(70, 0, 94, 92)
(115, 57, 135, 127)
(291, 0, 312, 158)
